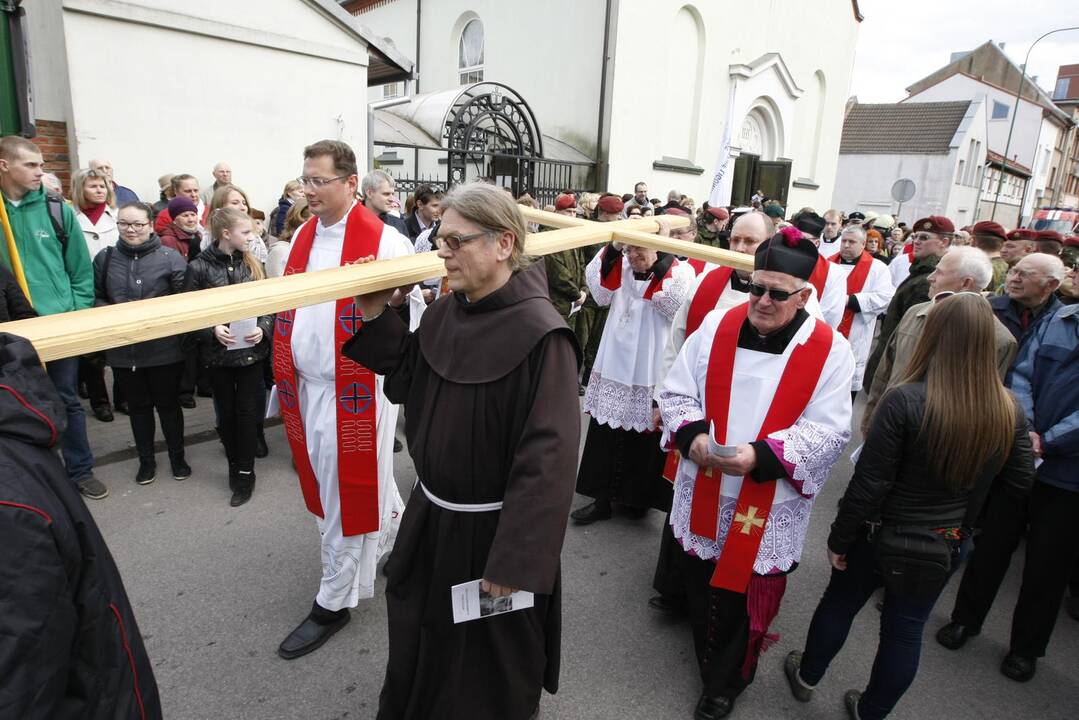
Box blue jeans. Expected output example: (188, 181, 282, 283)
(45, 357, 96, 483)
(798, 532, 963, 720)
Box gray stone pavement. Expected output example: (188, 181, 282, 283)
(81, 394, 1079, 720)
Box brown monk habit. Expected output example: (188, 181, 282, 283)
(343, 261, 581, 720)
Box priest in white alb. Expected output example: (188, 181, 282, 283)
(273, 140, 418, 660)
(827, 224, 894, 398)
(658, 227, 854, 720)
(791, 212, 846, 329)
(572, 195, 695, 525)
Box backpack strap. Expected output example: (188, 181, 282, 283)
(45, 191, 68, 253)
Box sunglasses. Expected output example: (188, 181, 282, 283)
(433, 229, 494, 251)
(748, 282, 806, 302)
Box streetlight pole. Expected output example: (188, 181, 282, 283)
(989, 26, 1079, 222)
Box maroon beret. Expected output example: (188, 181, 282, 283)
(554, 193, 576, 211)
(706, 207, 730, 222)
(597, 195, 624, 214)
(1035, 230, 1064, 243)
(971, 220, 1008, 242)
(911, 216, 955, 235)
(1007, 228, 1038, 242)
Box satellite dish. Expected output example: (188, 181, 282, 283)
(891, 178, 916, 203)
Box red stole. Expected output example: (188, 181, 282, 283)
(808, 255, 829, 300)
(662, 265, 736, 484)
(689, 303, 832, 592)
(599, 247, 677, 297)
(273, 204, 383, 537)
(829, 251, 874, 338)
(688, 258, 707, 275)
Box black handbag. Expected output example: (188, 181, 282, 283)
(874, 465, 996, 599)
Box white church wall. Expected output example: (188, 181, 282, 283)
(54, 0, 374, 214)
(605, 0, 859, 209)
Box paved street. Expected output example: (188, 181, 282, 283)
(83, 396, 1079, 720)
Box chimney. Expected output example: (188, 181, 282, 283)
(999, 42, 1006, 51)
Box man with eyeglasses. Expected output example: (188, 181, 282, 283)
(346, 182, 580, 719)
(863, 215, 954, 393)
(861, 246, 1014, 435)
(572, 200, 695, 526)
(827, 224, 894, 399)
(988, 253, 1064, 363)
(273, 140, 420, 661)
(0, 135, 106, 500)
(658, 227, 854, 720)
(624, 181, 650, 216)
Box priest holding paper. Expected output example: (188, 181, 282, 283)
(346, 182, 580, 720)
(658, 227, 854, 720)
(827, 224, 893, 397)
(273, 140, 413, 660)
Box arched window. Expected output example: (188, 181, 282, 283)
(458, 19, 484, 85)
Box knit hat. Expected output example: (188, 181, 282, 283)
(167, 196, 198, 220)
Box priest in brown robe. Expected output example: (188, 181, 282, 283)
(345, 182, 581, 720)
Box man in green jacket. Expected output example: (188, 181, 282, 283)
(863, 215, 953, 392)
(1, 135, 105, 499)
(544, 194, 587, 332)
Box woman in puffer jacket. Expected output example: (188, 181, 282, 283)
(184, 208, 274, 507)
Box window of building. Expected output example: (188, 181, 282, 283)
(458, 19, 484, 84)
(383, 82, 402, 99)
(991, 101, 1009, 120)
(1055, 77, 1071, 100)
(956, 159, 966, 185)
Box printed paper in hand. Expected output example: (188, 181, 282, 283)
(228, 317, 258, 349)
(451, 579, 534, 624)
(708, 420, 738, 457)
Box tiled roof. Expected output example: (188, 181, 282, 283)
(840, 101, 972, 154)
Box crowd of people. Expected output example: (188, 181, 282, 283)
(1, 133, 1078, 720)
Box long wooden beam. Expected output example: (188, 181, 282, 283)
(3, 214, 697, 362)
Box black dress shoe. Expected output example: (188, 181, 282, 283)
(254, 435, 269, 459)
(92, 405, 114, 422)
(844, 690, 862, 720)
(178, 395, 197, 409)
(693, 693, 733, 720)
(230, 488, 253, 507)
(277, 612, 350, 660)
(570, 501, 612, 525)
(936, 622, 979, 650)
(1000, 652, 1036, 682)
(647, 594, 686, 616)
(622, 505, 649, 519)
(116, 401, 130, 415)
(393, 438, 403, 453)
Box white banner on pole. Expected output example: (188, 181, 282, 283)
(708, 83, 738, 208)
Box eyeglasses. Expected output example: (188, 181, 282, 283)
(433, 229, 494, 251)
(117, 221, 149, 230)
(1006, 267, 1039, 281)
(296, 175, 349, 188)
(911, 232, 938, 241)
(748, 282, 806, 302)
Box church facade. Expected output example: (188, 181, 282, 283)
(348, 0, 862, 210)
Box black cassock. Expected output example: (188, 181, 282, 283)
(344, 263, 581, 720)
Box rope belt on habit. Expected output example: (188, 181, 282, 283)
(420, 482, 503, 513)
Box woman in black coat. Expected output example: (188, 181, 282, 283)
(94, 202, 189, 485)
(783, 293, 1037, 720)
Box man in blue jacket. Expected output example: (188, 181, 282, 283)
(937, 303, 1079, 682)
(988, 253, 1064, 368)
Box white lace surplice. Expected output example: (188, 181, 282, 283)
(583, 247, 692, 432)
(658, 307, 855, 575)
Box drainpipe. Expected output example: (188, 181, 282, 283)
(368, 78, 412, 171)
(414, 0, 421, 179)
(594, 0, 614, 191)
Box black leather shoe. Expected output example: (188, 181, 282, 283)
(393, 438, 403, 453)
(116, 401, 130, 415)
(254, 435, 269, 458)
(936, 622, 979, 650)
(647, 594, 685, 616)
(178, 395, 196, 409)
(277, 612, 350, 660)
(570, 501, 612, 525)
(1000, 652, 1036, 682)
(230, 488, 253, 507)
(92, 405, 114, 422)
(843, 690, 862, 719)
(693, 693, 733, 720)
(622, 505, 649, 519)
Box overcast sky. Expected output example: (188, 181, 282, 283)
(849, 0, 1078, 102)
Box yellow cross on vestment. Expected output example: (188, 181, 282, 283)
(734, 505, 766, 535)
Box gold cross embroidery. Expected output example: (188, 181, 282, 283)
(734, 505, 766, 535)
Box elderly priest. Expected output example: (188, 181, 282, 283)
(658, 226, 855, 720)
(346, 182, 581, 720)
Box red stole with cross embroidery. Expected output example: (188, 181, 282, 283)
(273, 204, 382, 537)
(828, 251, 874, 339)
(689, 303, 832, 592)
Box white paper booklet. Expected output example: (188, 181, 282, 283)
(228, 317, 258, 349)
(451, 579, 534, 624)
(708, 420, 738, 457)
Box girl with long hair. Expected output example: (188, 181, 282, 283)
(785, 293, 1036, 720)
(184, 208, 274, 506)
